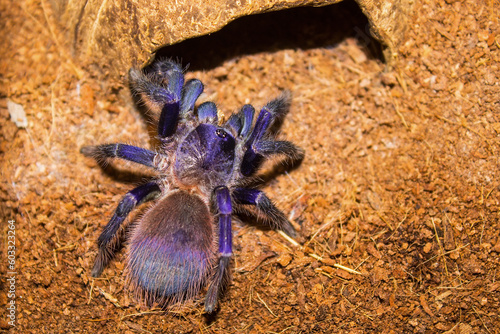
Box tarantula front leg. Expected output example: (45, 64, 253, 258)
(81, 144, 157, 167)
(254, 140, 304, 160)
(233, 188, 296, 237)
(205, 186, 232, 313)
(91, 181, 161, 277)
(240, 94, 303, 176)
(130, 60, 204, 139)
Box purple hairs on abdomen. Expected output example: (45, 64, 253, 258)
(126, 191, 215, 306)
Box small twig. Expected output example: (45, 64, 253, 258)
(309, 253, 362, 275)
(393, 99, 408, 129)
(354, 257, 370, 271)
(266, 326, 296, 334)
(256, 292, 277, 317)
(340, 62, 368, 76)
(278, 231, 363, 276)
(124, 321, 152, 333)
(53, 249, 58, 267)
(55, 244, 77, 252)
(389, 210, 409, 239)
(479, 214, 486, 245)
(48, 69, 62, 142)
(96, 286, 121, 308)
(120, 310, 164, 321)
(53, 243, 77, 267)
(303, 211, 341, 249)
(471, 304, 492, 334)
(81, 317, 115, 322)
(376, 212, 393, 231)
(87, 279, 95, 305)
(277, 230, 300, 247)
(431, 218, 449, 277)
(416, 243, 470, 267)
(483, 184, 497, 203)
(333, 263, 362, 276)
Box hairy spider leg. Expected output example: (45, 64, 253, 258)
(151, 60, 182, 82)
(224, 104, 255, 137)
(129, 60, 203, 138)
(239, 104, 255, 138)
(254, 140, 304, 161)
(205, 186, 232, 313)
(197, 101, 218, 123)
(240, 109, 271, 176)
(80, 144, 157, 168)
(157, 62, 183, 138)
(233, 188, 296, 237)
(225, 113, 242, 135)
(91, 181, 161, 277)
(240, 95, 292, 176)
(180, 79, 204, 114)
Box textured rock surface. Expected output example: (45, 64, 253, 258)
(50, 0, 413, 77)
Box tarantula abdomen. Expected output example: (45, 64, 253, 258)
(126, 191, 214, 306)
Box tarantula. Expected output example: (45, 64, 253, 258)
(81, 60, 304, 312)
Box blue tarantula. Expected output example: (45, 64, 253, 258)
(81, 60, 304, 312)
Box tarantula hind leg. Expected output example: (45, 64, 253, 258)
(205, 186, 233, 313)
(91, 181, 161, 277)
(233, 188, 296, 237)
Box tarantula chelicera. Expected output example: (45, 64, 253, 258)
(81, 60, 304, 312)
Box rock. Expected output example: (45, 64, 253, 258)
(48, 0, 413, 78)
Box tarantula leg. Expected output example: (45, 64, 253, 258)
(224, 103, 256, 137)
(197, 101, 218, 123)
(216, 187, 233, 256)
(254, 140, 305, 160)
(233, 188, 296, 237)
(240, 94, 292, 176)
(205, 186, 232, 313)
(129, 69, 174, 108)
(246, 106, 272, 146)
(158, 101, 180, 138)
(263, 92, 292, 123)
(225, 104, 256, 137)
(81, 144, 157, 168)
(180, 79, 203, 114)
(151, 59, 182, 82)
(205, 257, 230, 313)
(240, 109, 271, 176)
(239, 104, 255, 138)
(240, 147, 263, 177)
(225, 113, 242, 135)
(129, 60, 184, 138)
(157, 62, 184, 138)
(91, 181, 161, 277)
(247, 93, 291, 144)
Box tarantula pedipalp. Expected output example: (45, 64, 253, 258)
(81, 60, 304, 313)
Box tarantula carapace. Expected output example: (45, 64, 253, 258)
(81, 60, 304, 312)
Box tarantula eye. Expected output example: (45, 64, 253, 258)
(215, 129, 227, 139)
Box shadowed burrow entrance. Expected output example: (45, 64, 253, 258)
(150, 0, 382, 71)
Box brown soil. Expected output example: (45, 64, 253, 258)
(1, 0, 499, 333)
